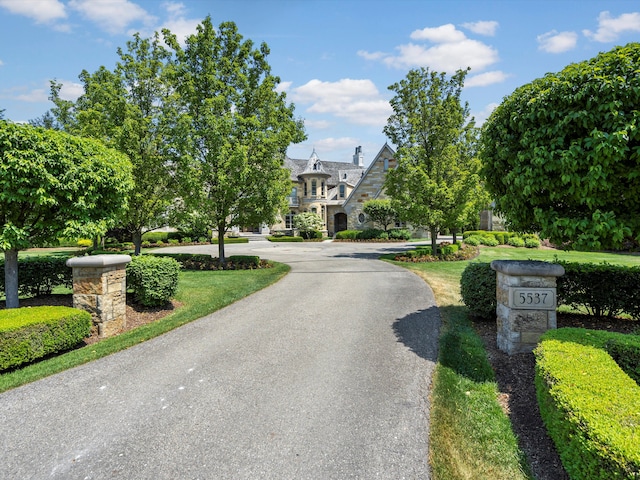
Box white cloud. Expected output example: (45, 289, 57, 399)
(292, 78, 392, 126)
(583, 11, 640, 42)
(69, 0, 156, 35)
(155, 1, 200, 45)
(58, 80, 84, 101)
(411, 23, 466, 43)
(461, 20, 499, 36)
(360, 23, 499, 73)
(0, 59, 4, 66)
(11, 79, 83, 104)
(314, 137, 360, 152)
(275, 81, 292, 93)
(473, 102, 500, 126)
(465, 70, 510, 87)
(0, 0, 66, 24)
(357, 50, 387, 61)
(304, 119, 332, 129)
(16, 89, 48, 103)
(537, 30, 578, 53)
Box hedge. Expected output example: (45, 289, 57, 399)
(556, 261, 640, 319)
(126, 255, 180, 307)
(150, 253, 266, 270)
(461, 261, 640, 321)
(334, 228, 411, 241)
(0, 306, 91, 371)
(535, 328, 640, 479)
(0, 256, 72, 297)
(267, 236, 304, 242)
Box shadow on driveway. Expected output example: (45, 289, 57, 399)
(392, 306, 441, 363)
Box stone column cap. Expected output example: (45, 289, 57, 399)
(490, 259, 565, 277)
(66, 254, 132, 268)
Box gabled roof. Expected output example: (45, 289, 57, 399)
(284, 152, 365, 186)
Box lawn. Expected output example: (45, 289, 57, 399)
(0, 262, 289, 393)
(390, 246, 640, 480)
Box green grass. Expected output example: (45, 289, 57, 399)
(389, 246, 640, 480)
(0, 263, 289, 393)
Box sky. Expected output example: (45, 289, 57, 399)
(1, 0, 640, 166)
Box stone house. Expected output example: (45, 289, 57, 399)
(272, 144, 398, 236)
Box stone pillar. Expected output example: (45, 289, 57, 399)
(66, 255, 131, 338)
(490, 260, 565, 355)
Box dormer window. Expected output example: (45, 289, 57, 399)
(311, 180, 317, 196)
(339, 184, 345, 198)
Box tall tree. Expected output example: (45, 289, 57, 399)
(0, 121, 133, 308)
(383, 67, 481, 253)
(163, 18, 305, 263)
(480, 43, 640, 250)
(49, 33, 178, 254)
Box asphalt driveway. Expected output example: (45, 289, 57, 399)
(0, 240, 440, 479)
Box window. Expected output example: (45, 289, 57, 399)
(339, 184, 345, 198)
(321, 181, 325, 196)
(304, 182, 308, 196)
(311, 207, 317, 214)
(311, 180, 317, 197)
(358, 213, 366, 224)
(285, 212, 295, 229)
(383, 158, 389, 171)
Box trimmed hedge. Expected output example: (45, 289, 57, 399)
(151, 253, 267, 270)
(335, 228, 411, 241)
(126, 255, 180, 307)
(535, 328, 640, 479)
(0, 256, 72, 297)
(0, 306, 91, 371)
(461, 261, 640, 321)
(267, 235, 304, 242)
(556, 261, 640, 319)
(460, 262, 497, 319)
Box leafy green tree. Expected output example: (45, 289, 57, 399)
(164, 18, 305, 263)
(48, 33, 178, 255)
(362, 199, 398, 231)
(293, 212, 324, 239)
(383, 67, 479, 253)
(480, 43, 640, 250)
(0, 121, 133, 308)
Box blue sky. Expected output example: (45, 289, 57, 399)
(1, 0, 639, 165)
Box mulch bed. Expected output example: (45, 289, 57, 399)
(473, 313, 638, 480)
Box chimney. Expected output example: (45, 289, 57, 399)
(353, 146, 364, 167)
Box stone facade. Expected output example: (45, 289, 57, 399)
(491, 260, 565, 355)
(66, 255, 131, 338)
(277, 144, 399, 235)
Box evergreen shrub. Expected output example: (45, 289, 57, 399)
(460, 262, 496, 319)
(126, 255, 180, 306)
(535, 328, 640, 479)
(0, 256, 72, 297)
(0, 306, 91, 370)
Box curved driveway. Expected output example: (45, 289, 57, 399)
(1, 240, 440, 479)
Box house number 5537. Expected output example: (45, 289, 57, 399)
(511, 288, 556, 309)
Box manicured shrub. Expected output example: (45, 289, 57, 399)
(0, 306, 91, 370)
(358, 228, 385, 240)
(535, 328, 640, 479)
(508, 236, 526, 247)
(77, 239, 93, 248)
(228, 255, 261, 268)
(388, 228, 411, 240)
(141, 231, 169, 243)
(525, 237, 541, 248)
(211, 237, 249, 244)
(0, 256, 72, 297)
(555, 261, 640, 318)
(126, 255, 180, 307)
(335, 230, 360, 240)
(267, 235, 304, 242)
(606, 336, 640, 385)
(480, 235, 499, 247)
(181, 237, 192, 244)
(460, 262, 496, 319)
(464, 235, 482, 246)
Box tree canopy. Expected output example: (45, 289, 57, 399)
(362, 199, 398, 231)
(480, 43, 640, 250)
(48, 33, 178, 255)
(0, 121, 133, 307)
(163, 18, 305, 262)
(383, 67, 487, 252)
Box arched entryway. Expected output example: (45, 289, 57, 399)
(334, 213, 348, 233)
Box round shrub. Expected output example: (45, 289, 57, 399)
(126, 255, 180, 307)
(480, 236, 499, 247)
(464, 235, 482, 246)
(525, 237, 541, 248)
(460, 262, 496, 319)
(388, 228, 412, 240)
(508, 236, 526, 247)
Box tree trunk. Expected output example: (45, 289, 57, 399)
(4, 249, 20, 308)
(430, 226, 438, 256)
(133, 230, 143, 256)
(218, 226, 226, 265)
(452, 229, 458, 244)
